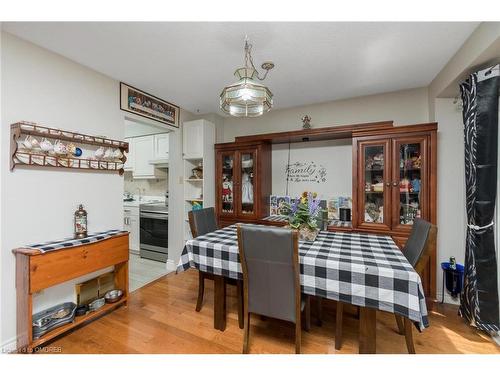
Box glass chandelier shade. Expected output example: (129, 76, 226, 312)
(220, 41, 274, 117)
(220, 67, 273, 117)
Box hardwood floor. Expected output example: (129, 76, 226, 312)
(43, 269, 500, 354)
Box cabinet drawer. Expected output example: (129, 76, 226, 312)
(123, 206, 139, 216)
(29, 234, 129, 292)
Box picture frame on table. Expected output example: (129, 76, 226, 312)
(120, 82, 180, 128)
(276, 196, 290, 216)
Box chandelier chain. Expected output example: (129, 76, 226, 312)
(244, 40, 270, 81)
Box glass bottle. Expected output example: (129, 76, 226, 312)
(74, 204, 88, 239)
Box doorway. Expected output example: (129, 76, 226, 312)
(123, 117, 171, 291)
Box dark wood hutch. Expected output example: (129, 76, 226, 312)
(214, 120, 437, 299)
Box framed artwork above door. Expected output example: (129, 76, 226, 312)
(120, 82, 179, 128)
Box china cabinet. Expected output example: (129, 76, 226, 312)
(215, 141, 271, 227)
(213, 121, 436, 299)
(352, 128, 435, 236)
(352, 124, 437, 297)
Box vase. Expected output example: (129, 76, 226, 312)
(298, 225, 319, 242)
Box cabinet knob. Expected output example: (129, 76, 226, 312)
(385, 182, 390, 187)
(392, 181, 398, 187)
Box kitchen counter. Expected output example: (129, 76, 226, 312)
(123, 195, 166, 208)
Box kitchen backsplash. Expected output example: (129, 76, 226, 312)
(124, 172, 168, 197)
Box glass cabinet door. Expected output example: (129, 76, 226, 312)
(359, 140, 391, 230)
(219, 152, 235, 215)
(392, 138, 427, 230)
(238, 150, 256, 216)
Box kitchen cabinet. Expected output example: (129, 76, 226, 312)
(215, 141, 271, 227)
(124, 137, 135, 171)
(125, 134, 168, 177)
(131, 135, 166, 179)
(124, 206, 140, 253)
(183, 120, 204, 159)
(153, 133, 169, 160)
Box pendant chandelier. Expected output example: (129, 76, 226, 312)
(220, 39, 274, 117)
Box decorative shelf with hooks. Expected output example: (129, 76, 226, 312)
(10, 121, 129, 175)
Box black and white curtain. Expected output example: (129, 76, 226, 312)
(459, 64, 499, 332)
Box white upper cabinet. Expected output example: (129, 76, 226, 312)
(152, 133, 169, 161)
(133, 135, 166, 179)
(183, 120, 204, 159)
(125, 133, 168, 178)
(124, 137, 135, 171)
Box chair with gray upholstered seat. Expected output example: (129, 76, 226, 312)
(335, 218, 437, 354)
(237, 224, 311, 354)
(188, 208, 243, 328)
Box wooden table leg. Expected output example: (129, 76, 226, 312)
(335, 302, 343, 350)
(316, 297, 323, 326)
(403, 318, 416, 354)
(213, 275, 226, 331)
(359, 307, 376, 354)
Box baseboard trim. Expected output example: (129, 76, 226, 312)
(166, 259, 176, 274)
(1, 336, 17, 354)
(492, 333, 500, 346)
(436, 288, 461, 305)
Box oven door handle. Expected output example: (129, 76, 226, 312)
(140, 212, 168, 220)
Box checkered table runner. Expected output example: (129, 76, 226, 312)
(177, 224, 429, 330)
(25, 229, 128, 253)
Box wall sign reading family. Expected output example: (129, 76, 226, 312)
(286, 161, 327, 184)
(120, 82, 179, 127)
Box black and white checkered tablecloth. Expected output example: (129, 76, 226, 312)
(26, 229, 128, 253)
(177, 224, 429, 330)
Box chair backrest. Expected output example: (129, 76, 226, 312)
(188, 207, 218, 237)
(316, 200, 328, 231)
(403, 218, 437, 270)
(237, 224, 300, 323)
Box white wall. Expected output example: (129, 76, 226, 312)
(124, 118, 169, 138)
(0, 33, 125, 349)
(435, 98, 467, 304)
(222, 87, 429, 142)
(271, 139, 352, 200)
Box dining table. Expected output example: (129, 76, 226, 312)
(177, 224, 429, 353)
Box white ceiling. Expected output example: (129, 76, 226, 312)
(2, 22, 479, 114)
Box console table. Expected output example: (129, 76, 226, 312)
(13, 231, 129, 352)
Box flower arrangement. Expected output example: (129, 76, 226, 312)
(284, 191, 324, 241)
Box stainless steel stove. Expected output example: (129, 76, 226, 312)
(139, 202, 168, 262)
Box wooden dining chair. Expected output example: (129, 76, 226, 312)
(188, 208, 243, 328)
(335, 218, 437, 354)
(237, 224, 310, 354)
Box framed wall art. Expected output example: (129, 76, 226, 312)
(120, 82, 179, 128)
